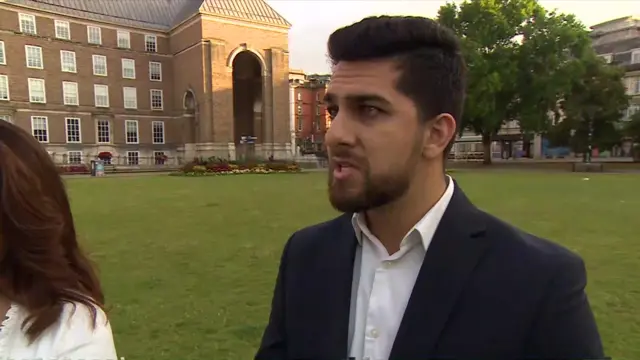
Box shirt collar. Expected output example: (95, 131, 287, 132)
(351, 175, 455, 251)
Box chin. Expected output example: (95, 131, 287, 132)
(328, 192, 368, 213)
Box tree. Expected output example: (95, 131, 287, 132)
(559, 54, 629, 162)
(437, 0, 591, 164)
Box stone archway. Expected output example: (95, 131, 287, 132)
(231, 50, 263, 150)
(182, 89, 197, 143)
(183, 90, 196, 113)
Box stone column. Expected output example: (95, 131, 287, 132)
(197, 40, 214, 144)
(263, 49, 275, 154)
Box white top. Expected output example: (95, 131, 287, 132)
(0, 302, 118, 360)
(348, 175, 455, 360)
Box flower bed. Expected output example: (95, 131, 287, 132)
(170, 158, 302, 176)
(58, 164, 90, 174)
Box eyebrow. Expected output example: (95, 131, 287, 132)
(323, 93, 392, 107)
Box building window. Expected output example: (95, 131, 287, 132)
(31, 116, 48, 142)
(149, 61, 162, 81)
(96, 120, 110, 143)
(626, 105, 640, 120)
(154, 151, 166, 165)
(126, 151, 139, 165)
(19, 13, 36, 34)
(632, 50, 640, 64)
(297, 117, 302, 131)
(54, 20, 70, 40)
(87, 26, 101, 45)
(60, 50, 76, 72)
(297, 92, 301, 101)
(122, 58, 135, 79)
(94, 84, 109, 107)
(67, 151, 82, 165)
(65, 117, 81, 143)
(62, 81, 78, 105)
(0, 41, 5, 65)
(150, 89, 163, 110)
(297, 105, 302, 115)
(152, 121, 164, 144)
(92, 55, 107, 76)
(117, 30, 130, 49)
(28, 78, 46, 103)
(125, 120, 139, 144)
(0, 75, 9, 101)
(145, 35, 157, 52)
(600, 54, 612, 63)
(316, 106, 321, 115)
(0, 115, 11, 123)
(25, 45, 43, 69)
(123, 87, 137, 109)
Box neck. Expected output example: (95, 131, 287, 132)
(366, 169, 447, 254)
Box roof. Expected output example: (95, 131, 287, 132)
(590, 15, 639, 30)
(2, 0, 291, 31)
(200, 0, 290, 28)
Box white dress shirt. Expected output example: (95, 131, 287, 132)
(348, 176, 455, 360)
(0, 302, 118, 360)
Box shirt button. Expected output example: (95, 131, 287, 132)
(382, 261, 392, 269)
(370, 328, 379, 338)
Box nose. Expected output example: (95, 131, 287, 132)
(325, 112, 355, 149)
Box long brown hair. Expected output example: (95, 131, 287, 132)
(0, 120, 104, 342)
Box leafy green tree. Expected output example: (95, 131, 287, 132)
(559, 54, 629, 162)
(438, 0, 591, 164)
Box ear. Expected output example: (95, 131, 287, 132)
(422, 113, 457, 159)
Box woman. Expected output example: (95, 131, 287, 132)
(0, 121, 117, 358)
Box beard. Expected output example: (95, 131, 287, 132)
(327, 140, 421, 213)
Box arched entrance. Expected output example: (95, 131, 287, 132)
(232, 51, 263, 152)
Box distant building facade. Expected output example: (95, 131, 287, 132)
(0, 0, 292, 166)
(591, 15, 640, 157)
(288, 71, 330, 153)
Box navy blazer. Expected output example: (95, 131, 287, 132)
(255, 184, 604, 360)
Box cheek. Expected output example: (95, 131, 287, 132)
(364, 138, 408, 175)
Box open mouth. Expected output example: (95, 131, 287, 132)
(332, 160, 357, 180)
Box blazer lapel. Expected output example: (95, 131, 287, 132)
(306, 213, 357, 359)
(390, 184, 491, 360)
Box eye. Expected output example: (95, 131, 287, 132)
(360, 105, 382, 117)
(326, 105, 338, 119)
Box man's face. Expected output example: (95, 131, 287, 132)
(324, 60, 425, 213)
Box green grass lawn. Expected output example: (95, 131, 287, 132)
(66, 171, 639, 360)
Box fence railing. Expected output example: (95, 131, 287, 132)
(52, 154, 182, 168)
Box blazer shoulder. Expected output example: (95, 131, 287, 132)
(482, 211, 584, 268)
(287, 213, 352, 249)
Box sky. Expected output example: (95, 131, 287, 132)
(265, 0, 639, 74)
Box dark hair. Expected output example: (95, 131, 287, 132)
(327, 15, 466, 155)
(0, 121, 105, 342)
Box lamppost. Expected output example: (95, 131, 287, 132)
(585, 120, 593, 163)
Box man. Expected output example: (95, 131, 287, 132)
(256, 16, 604, 360)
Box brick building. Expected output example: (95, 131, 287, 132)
(0, 0, 292, 166)
(290, 73, 330, 152)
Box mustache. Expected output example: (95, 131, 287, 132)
(328, 146, 360, 159)
(328, 148, 365, 168)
